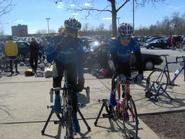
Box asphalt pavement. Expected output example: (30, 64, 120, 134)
(0, 66, 185, 139)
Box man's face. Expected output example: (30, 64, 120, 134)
(120, 35, 131, 45)
(64, 30, 77, 38)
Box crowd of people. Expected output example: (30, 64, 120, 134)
(0, 36, 44, 76)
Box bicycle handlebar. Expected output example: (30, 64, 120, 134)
(176, 56, 185, 63)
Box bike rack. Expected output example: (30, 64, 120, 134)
(94, 99, 111, 126)
(145, 80, 173, 101)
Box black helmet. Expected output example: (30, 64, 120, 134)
(64, 18, 81, 31)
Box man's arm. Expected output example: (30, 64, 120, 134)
(76, 40, 85, 91)
(132, 39, 143, 74)
(107, 39, 119, 70)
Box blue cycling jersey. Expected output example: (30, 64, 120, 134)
(56, 38, 83, 64)
(46, 35, 84, 76)
(46, 35, 84, 64)
(108, 37, 140, 62)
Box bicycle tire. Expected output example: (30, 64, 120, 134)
(65, 108, 73, 139)
(123, 97, 139, 139)
(146, 68, 168, 95)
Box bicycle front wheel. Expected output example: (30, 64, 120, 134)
(65, 109, 73, 139)
(146, 69, 168, 95)
(122, 97, 139, 139)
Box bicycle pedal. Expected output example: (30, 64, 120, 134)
(98, 99, 108, 103)
(102, 113, 113, 118)
(54, 120, 61, 124)
(47, 105, 53, 109)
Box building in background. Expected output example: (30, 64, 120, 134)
(12, 24, 28, 37)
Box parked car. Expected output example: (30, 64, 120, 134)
(16, 41, 30, 59)
(130, 52, 163, 70)
(145, 38, 169, 49)
(85, 42, 163, 78)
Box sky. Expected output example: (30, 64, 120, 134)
(0, 0, 185, 35)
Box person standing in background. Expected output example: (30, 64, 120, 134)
(29, 38, 39, 74)
(4, 36, 19, 76)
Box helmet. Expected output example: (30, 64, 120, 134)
(64, 18, 81, 31)
(118, 23, 133, 36)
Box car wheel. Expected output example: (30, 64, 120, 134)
(145, 61, 154, 70)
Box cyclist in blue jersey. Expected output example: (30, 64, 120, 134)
(108, 23, 143, 106)
(46, 18, 84, 133)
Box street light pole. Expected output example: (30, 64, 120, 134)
(133, 0, 135, 33)
(45, 17, 50, 34)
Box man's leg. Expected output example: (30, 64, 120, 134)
(109, 73, 117, 107)
(14, 59, 19, 74)
(34, 56, 38, 73)
(9, 59, 14, 76)
(53, 61, 64, 113)
(67, 64, 80, 132)
(29, 56, 34, 71)
(53, 75, 62, 113)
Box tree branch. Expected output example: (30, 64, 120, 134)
(135, 0, 165, 6)
(116, 0, 130, 12)
(74, 7, 112, 13)
(0, 0, 13, 17)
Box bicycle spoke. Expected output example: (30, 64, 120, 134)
(122, 98, 138, 139)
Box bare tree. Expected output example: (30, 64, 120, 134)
(82, 23, 89, 32)
(135, 12, 185, 36)
(97, 23, 105, 31)
(36, 29, 47, 35)
(0, 0, 14, 17)
(55, 0, 165, 37)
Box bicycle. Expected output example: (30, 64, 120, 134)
(145, 55, 185, 101)
(41, 71, 91, 138)
(94, 74, 139, 139)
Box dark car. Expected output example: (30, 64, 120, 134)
(130, 52, 163, 70)
(16, 41, 30, 59)
(145, 38, 169, 49)
(86, 43, 163, 78)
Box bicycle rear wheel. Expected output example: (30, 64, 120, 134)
(122, 97, 138, 139)
(146, 69, 168, 96)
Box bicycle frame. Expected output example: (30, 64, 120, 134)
(171, 66, 185, 83)
(161, 55, 185, 85)
(114, 74, 138, 138)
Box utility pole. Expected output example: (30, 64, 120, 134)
(45, 17, 50, 34)
(133, 0, 135, 33)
